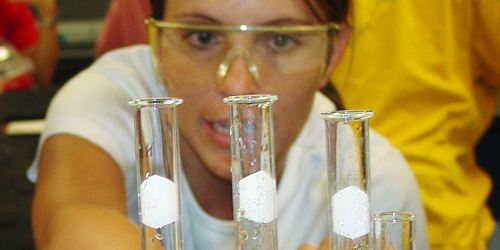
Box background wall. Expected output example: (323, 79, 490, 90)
(53, 0, 112, 85)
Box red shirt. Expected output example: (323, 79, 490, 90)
(95, 0, 151, 57)
(0, 0, 39, 52)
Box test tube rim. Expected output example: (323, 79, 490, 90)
(223, 94, 278, 104)
(320, 110, 374, 120)
(128, 97, 184, 107)
(373, 211, 415, 223)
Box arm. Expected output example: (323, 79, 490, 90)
(23, 0, 59, 88)
(12, 0, 59, 88)
(32, 134, 140, 249)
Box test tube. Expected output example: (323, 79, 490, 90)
(224, 94, 278, 250)
(374, 212, 415, 250)
(129, 98, 184, 250)
(320, 110, 374, 250)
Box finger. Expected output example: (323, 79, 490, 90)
(319, 237, 330, 249)
(298, 243, 318, 250)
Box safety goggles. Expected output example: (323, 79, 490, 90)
(146, 17, 339, 90)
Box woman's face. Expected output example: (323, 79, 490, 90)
(160, 0, 345, 182)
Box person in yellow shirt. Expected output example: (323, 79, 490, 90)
(94, 0, 499, 248)
(331, 0, 500, 249)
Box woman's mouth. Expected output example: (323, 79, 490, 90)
(205, 121, 232, 147)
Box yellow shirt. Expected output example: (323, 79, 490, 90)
(332, 0, 500, 249)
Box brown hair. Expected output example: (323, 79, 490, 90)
(151, 0, 349, 23)
(149, 0, 348, 109)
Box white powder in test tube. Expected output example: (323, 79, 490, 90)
(332, 186, 370, 239)
(140, 175, 179, 229)
(238, 170, 276, 223)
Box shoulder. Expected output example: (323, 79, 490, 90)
(292, 92, 336, 148)
(92, 45, 156, 73)
(369, 129, 415, 191)
(74, 45, 165, 98)
(46, 45, 166, 121)
(368, 129, 423, 213)
(369, 129, 413, 182)
(38, 46, 160, 173)
(368, 129, 429, 247)
(296, 94, 420, 208)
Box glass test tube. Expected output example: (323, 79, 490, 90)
(321, 110, 374, 250)
(374, 212, 415, 250)
(129, 98, 184, 250)
(224, 94, 279, 250)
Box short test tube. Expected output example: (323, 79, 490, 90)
(374, 212, 416, 250)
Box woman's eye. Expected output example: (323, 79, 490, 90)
(267, 34, 297, 51)
(186, 31, 218, 47)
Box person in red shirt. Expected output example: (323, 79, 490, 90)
(95, 0, 151, 58)
(0, 0, 38, 51)
(0, 0, 59, 91)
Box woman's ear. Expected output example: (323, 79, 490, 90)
(318, 22, 351, 88)
(330, 22, 351, 69)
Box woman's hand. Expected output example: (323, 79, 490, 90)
(298, 237, 330, 250)
(299, 237, 374, 250)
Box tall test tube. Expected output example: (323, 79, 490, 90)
(129, 98, 184, 250)
(224, 94, 278, 250)
(321, 110, 374, 250)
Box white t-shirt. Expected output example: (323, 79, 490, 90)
(28, 45, 429, 249)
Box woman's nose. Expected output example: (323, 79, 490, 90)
(216, 48, 259, 95)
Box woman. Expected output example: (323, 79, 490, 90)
(29, 0, 428, 249)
